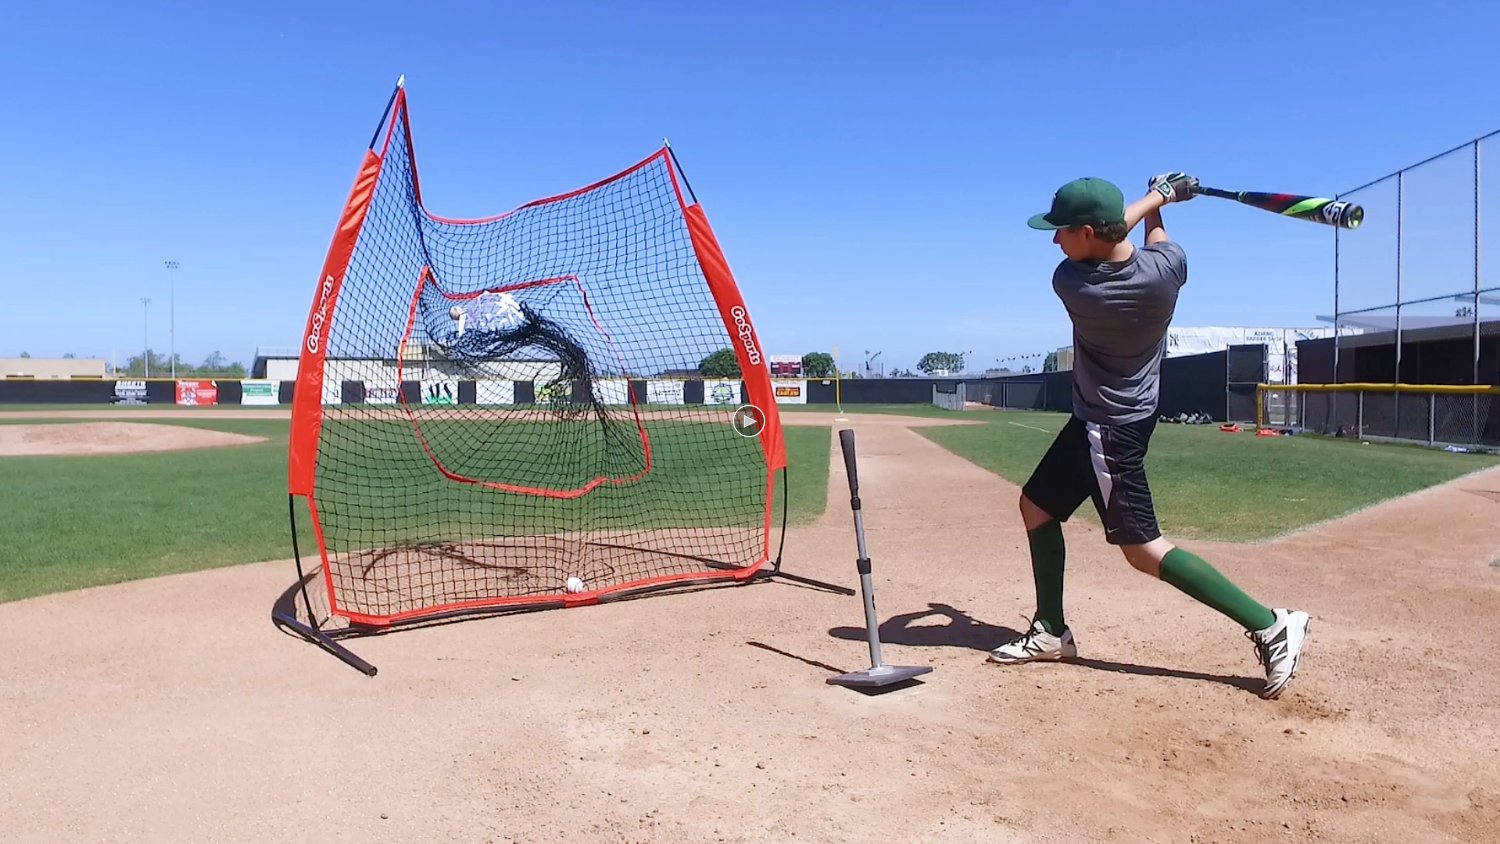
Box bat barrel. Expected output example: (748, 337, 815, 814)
(1336, 202, 1364, 229)
(1195, 185, 1363, 229)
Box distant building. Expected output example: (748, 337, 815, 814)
(1051, 347, 1075, 371)
(1043, 327, 1354, 383)
(1165, 326, 1360, 384)
(0, 357, 108, 379)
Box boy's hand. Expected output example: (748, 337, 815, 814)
(1149, 173, 1199, 203)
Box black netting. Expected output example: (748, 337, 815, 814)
(306, 98, 770, 621)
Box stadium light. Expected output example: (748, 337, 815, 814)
(165, 261, 179, 378)
(140, 297, 151, 378)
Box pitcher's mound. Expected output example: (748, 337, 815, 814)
(0, 422, 266, 456)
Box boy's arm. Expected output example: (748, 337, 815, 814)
(1123, 191, 1167, 236)
(1142, 205, 1169, 245)
(1128, 173, 1197, 241)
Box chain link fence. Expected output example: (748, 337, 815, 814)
(1259, 385, 1499, 448)
(1334, 130, 1498, 384)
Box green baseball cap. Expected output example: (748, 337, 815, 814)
(1027, 177, 1126, 230)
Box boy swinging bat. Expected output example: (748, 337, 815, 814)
(988, 173, 1311, 700)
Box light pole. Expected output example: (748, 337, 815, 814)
(140, 297, 151, 378)
(164, 261, 179, 378)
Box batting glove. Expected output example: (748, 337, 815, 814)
(1149, 172, 1199, 203)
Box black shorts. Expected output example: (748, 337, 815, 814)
(1021, 414, 1161, 546)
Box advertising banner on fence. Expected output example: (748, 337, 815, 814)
(422, 379, 458, 405)
(241, 379, 280, 406)
(364, 382, 399, 405)
(704, 380, 739, 406)
(111, 380, 149, 405)
(771, 378, 807, 404)
(175, 380, 219, 406)
(592, 378, 629, 405)
(476, 380, 515, 406)
(646, 380, 685, 405)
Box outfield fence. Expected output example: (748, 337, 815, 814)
(959, 346, 1268, 422)
(1333, 130, 1499, 385)
(1258, 383, 1500, 448)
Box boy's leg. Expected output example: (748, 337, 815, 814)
(988, 417, 1091, 664)
(1090, 416, 1311, 698)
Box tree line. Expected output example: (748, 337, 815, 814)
(696, 348, 1062, 378)
(697, 349, 971, 378)
(113, 350, 248, 378)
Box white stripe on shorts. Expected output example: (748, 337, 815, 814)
(1085, 422, 1113, 505)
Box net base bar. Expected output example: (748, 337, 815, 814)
(276, 563, 852, 677)
(271, 609, 379, 676)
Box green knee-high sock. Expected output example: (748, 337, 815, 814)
(1028, 520, 1066, 635)
(1159, 547, 1276, 631)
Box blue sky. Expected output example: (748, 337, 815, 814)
(4, 0, 1499, 375)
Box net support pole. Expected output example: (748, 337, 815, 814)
(367, 74, 406, 151)
(272, 610, 378, 677)
(279, 494, 378, 676)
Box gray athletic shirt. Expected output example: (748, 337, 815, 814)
(1052, 240, 1187, 425)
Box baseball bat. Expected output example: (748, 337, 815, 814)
(1192, 186, 1364, 229)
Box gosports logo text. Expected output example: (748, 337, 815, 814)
(305, 274, 337, 354)
(730, 305, 762, 367)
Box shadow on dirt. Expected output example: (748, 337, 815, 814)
(828, 601, 1262, 694)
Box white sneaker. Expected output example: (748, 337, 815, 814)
(988, 617, 1077, 664)
(1248, 608, 1311, 699)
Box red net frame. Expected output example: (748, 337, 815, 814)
(283, 82, 787, 633)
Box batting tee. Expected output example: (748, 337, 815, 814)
(276, 78, 804, 674)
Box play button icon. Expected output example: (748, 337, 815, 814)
(732, 404, 764, 438)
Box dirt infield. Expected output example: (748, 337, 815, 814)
(2, 413, 1499, 842)
(0, 421, 266, 456)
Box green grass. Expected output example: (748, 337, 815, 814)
(313, 417, 828, 548)
(772, 426, 829, 526)
(917, 410, 1500, 542)
(0, 419, 309, 602)
(0, 416, 829, 603)
(5, 400, 1490, 600)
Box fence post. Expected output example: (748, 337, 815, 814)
(1357, 390, 1364, 437)
(1224, 349, 1231, 422)
(1395, 171, 1404, 384)
(1475, 394, 1481, 448)
(1429, 394, 1436, 446)
(1475, 138, 1483, 387)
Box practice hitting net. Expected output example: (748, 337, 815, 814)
(285, 80, 786, 636)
